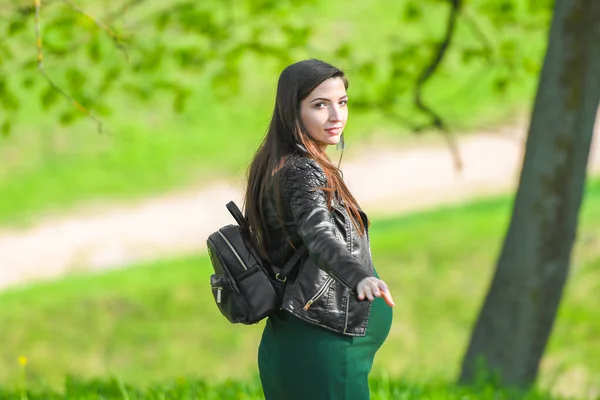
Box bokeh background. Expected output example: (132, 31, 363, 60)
(0, 0, 599, 398)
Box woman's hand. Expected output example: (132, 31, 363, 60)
(356, 277, 396, 307)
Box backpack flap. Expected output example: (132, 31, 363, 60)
(208, 225, 260, 276)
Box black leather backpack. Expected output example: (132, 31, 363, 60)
(207, 201, 306, 324)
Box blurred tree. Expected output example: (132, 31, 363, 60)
(459, 0, 600, 388)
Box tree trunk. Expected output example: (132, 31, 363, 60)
(459, 0, 600, 388)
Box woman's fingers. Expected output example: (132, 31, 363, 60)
(373, 279, 395, 308)
(364, 285, 374, 301)
(381, 289, 396, 307)
(371, 282, 381, 297)
(356, 277, 395, 306)
(379, 281, 389, 293)
(357, 279, 365, 300)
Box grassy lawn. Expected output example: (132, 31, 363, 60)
(1, 179, 598, 398)
(0, 0, 547, 226)
(0, 376, 573, 399)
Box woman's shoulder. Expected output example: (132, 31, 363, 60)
(271, 155, 327, 197)
(281, 154, 326, 178)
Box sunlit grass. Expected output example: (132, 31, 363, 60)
(0, 375, 575, 399)
(1, 180, 598, 398)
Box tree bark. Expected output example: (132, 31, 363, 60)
(459, 0, 600, 388)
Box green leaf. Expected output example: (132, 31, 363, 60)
(282, 24, 311, 48)
(59, 109, 78, 125)
(98, 67, 122, 94)
(41, 86, 61, 110)
(493, 76, 509, 94)
(403, 2, 422, 22)
(66, 68, 87, 92)
(21, 76, 35, 89)
(87, 35, 102, 63)
(7, 19, 26, 36)
(173, 91, 189, 113)
(1, 120, 10, 137)
(155, 12, 171, 32)
(334, 44, 351, 60)
(358, 61, 376, 79)
(461, 48, 491, 65)
(0, 80, 19, 111)
(122, 82, 152, 101)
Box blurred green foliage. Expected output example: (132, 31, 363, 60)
(0, 0, 552, 131)
(1, 179, 598, 396)
(0, 0, 316, 129)
(0, 0, 553, 225)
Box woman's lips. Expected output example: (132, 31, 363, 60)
(325, 127, 342, 135)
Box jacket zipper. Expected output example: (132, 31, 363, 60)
(343, 292, 350, 334)
(217, 230, 248, 271)
(366, 225, 374, 273)
(303, 277, 334, 311)
(343, 207, 353, 333)
(333, 203, 353, 333)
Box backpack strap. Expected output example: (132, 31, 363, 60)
(226, 201, 248, 228)
(275, 245, 306, 283)
(226, 200, 306, 283)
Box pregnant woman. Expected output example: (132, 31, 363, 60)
(243, 59, 395, 400)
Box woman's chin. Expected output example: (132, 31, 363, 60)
(326, 136, 341, 146)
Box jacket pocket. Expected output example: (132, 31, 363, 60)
(303, 276, 334, 311)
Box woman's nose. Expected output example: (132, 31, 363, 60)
(329, 105, 342, 121)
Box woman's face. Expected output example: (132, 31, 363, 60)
(300, 77, 348, 151)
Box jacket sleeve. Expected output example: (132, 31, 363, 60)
(283, 157, 373, 291)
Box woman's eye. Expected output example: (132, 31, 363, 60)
(314, 102, 326, 108)
(339, 100, 348, 106)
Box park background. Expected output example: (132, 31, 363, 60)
(0, 0, 599, 398)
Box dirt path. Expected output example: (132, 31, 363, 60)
(1, 124, 598, 292)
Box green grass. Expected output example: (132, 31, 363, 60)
(0, 0, 548, 226)
(0, 376, 575, 400)
(1, 180, 599, 398)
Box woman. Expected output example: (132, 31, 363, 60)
(244, 59, 395, 400)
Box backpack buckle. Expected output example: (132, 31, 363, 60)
(275, 273, 287, 283)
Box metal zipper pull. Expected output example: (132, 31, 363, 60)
(303, 277, 334, 311)
(303, 300, 314, 311)
(216, 287, 222, 303)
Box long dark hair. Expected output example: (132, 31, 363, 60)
(244, 59, 366, 259)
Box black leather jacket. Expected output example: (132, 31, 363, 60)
(263, 154, 375, 336)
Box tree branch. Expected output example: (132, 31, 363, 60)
(34, 0, 107, 134)
(414, 0, 461, 131)
(460, 6, 495, 61)
(104, 0, 148, 23)
(413, 0, 463, 171)
(62, 0, 129, 60)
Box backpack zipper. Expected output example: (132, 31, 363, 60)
(212, 286, 223, 303)
(304, 277, 333, 311)
(217, 230, 248, 271)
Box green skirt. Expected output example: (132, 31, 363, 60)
(258, 282, 393, 400)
